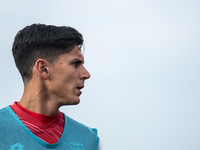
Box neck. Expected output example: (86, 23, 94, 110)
(19, 79, 60, 116)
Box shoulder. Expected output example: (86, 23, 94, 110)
(62, 113, 99, 149)
(0, 106, 11, 118)
(0, 106, 16, 127)
(64, 113, 98, 136)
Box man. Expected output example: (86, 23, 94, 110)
(0, 24, 99, 149)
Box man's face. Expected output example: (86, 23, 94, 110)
(47, 45, 90, 106)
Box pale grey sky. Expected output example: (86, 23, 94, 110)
(0, 0, 200, 149)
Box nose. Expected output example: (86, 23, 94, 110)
(81, 66, 91, 80)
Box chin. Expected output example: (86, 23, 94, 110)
(65, 98, 80, 105)
(70, 99, 80, 105)
(74, 98, 80, 105)
(72, 101, 80, 105)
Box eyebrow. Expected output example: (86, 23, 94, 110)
(70, 57, 85, 64)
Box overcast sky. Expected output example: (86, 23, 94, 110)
(0, 0, 200, 149)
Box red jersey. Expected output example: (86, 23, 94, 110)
(10, 102, 64, 144)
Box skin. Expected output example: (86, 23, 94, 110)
(19, 45, 90, 116)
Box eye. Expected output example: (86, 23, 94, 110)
(72, 61, 82, 68)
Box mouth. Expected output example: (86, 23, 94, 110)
(76, 86, 84, 90)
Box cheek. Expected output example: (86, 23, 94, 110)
(51, 67, 79, 91)
(60, 74, 76, 89)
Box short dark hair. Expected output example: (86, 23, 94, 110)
(12, 23, 83, 81)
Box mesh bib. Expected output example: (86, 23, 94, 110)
(0, 106, 99, 150)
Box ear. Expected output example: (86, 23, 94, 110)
(35, 59, 50, 79)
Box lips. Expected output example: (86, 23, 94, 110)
(76, 86, 84, 90)
(76, 86, 84, 96)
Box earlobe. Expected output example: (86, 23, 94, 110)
(35, 59, 50, 79)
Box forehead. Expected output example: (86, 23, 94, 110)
(58, 45, 84, 61)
